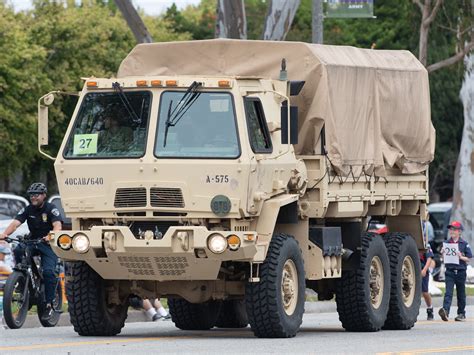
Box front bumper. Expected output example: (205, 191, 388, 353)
(50, 226, 257, 281)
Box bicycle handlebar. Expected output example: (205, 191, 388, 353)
(4, 236, 45, 245)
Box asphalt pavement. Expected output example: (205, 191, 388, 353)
(1, 303, 473, 354)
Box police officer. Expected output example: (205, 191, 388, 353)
(0, 183, 63, 319)
(438, 221, 472, 322)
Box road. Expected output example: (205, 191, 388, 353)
(1, 305, 473, 354)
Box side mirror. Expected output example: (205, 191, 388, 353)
(281, 101, 298, 145)
(37, 91, 75, 161)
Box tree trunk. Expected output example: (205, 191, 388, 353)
(114, 0, 153, 44)
(215, 0, 247, 39)
(418, 3, 430, 66)
(262, 0, 301, 41)
(452, 54, 474, 245)
(312, 0, 323, 44)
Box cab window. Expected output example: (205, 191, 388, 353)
(244, 98, 272, 153)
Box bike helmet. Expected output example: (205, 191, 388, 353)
(27, 182, 47, 194)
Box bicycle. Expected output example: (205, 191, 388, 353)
(2, 236, 63, 329)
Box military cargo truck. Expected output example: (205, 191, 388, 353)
(38, 40, 435, 338)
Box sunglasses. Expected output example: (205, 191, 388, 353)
(29, 193, 43, 198)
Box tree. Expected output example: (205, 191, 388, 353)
(413, 0, 473, 72)
(262, 0, 301, 40)
(216, 0, 247, 39)
(412, 0, 473, 241)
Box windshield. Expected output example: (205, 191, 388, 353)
(64, 91, 151, 158)
(155, 92, 239, 158)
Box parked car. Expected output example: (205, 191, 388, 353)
(0, 193, 30, 238)
(48, 195, 72, 230)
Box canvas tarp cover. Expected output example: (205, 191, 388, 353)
(118, 39, 435, 176)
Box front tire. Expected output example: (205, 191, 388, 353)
(66, 262, 128, 336)
(168, 298, 220, 330)
(336, 233, 390, 332)
(383, 232, 421, 330)
(3, 271, 29, 329)
(245, 234, 305, 338)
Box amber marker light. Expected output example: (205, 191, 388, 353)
(243, 233, 256, 241)
(218, 80, 231, 88)
(166, 80, 178, 86)
(227, 235, 241, 250)
(151, 80, 162, 87)
(86, 81, 98, 88)
(58, 234, 72, 250)
(136, 80, 148, 87)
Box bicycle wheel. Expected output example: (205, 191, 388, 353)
(37, 280, 63, 327)
(3, 271, 30, 329)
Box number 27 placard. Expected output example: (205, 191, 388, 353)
(443, 243, 459, 265)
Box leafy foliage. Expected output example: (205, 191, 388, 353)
(0, 0, 469, 200)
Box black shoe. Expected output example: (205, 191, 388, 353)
(161, 313, 171, 321)
(455, 314, 466, 322)
(427, 308, 434, 320)
(41, 303, 54, 321)
(438, 308, 449, 321)
(151, 313, 162, 321)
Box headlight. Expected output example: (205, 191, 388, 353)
(207, 233, 227, 254)
(72, 233, 90, 253)
(57, 234, 72, 250)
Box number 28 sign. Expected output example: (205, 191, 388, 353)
(443, 243, 460, 265)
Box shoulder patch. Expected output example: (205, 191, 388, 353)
(51, 208, 60, 217)
(17, 207, 25, 215)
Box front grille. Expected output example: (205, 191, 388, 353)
(114, 188, 147, 208)
(150, 188, 185, 208)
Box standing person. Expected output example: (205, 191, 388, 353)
(438, 221, 472, 322)
(0, 183, 63, 320)
(143, 299, 171, 321)
(420, 244, 435, 320)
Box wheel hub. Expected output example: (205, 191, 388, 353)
(369, 256, 384, 309)
(281, 259, 298, 316)
(401, 255, 416, 307)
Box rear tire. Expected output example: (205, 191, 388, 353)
(168, 298, 220, 330)
(245, 234, 305, 338)
(3, 271, 29, 329)
(215, 300, 248, 328)
(382, 232, 421, 330)
(66, 261, 128, 336)
(336, 233, 390, 332)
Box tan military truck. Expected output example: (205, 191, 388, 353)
(38, 40, 435, 338)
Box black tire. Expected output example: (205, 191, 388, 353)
(245, 234, 305, 338)
(382, 232, 421, 330)
(215, 300, 248, 328)
(336, 233, 390, 332)
(168, 298, 220, 330)
(3, 271, 30, 329)
(66, 261, 128, 336)
(37, 281, 63, 327)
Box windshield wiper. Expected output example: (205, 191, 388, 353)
(112, 82, 142, 125)
(163, 81, 202, 147)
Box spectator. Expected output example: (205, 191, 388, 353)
(438, 221, 472, 322)
(0, 243, 12, 274)
(143, 299, 171, 321)
(129, 296, 171, 321)
(419, 244, 435, 320)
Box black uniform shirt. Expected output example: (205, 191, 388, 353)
(15, 202, 63, 240)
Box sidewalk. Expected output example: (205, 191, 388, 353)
(16, 296, 473, 329)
